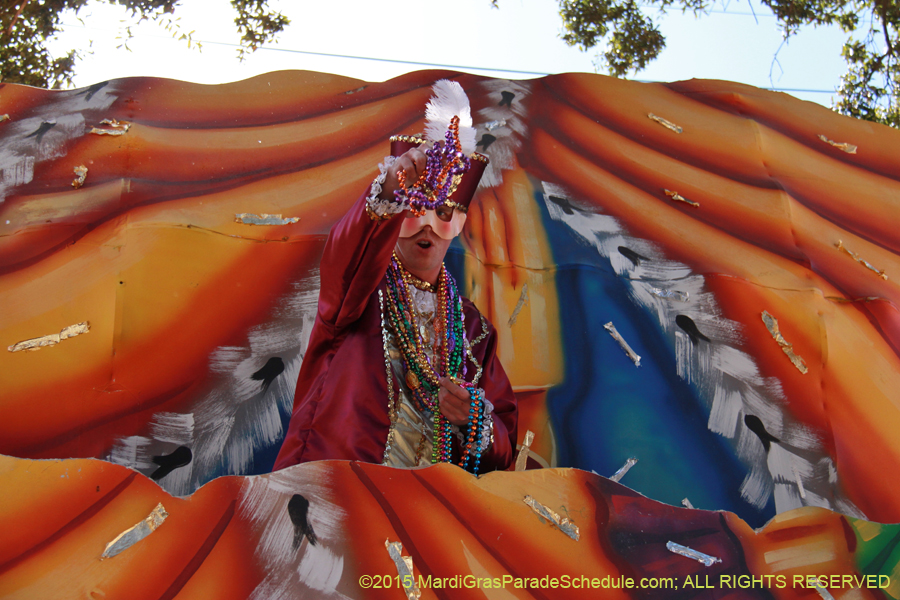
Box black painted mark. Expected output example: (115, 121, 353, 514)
(78, 81, 109, 101)
(499, 91, 515, 108)
(618, 246, 649, 267)
(744, 415, 780, 453)
(288, 494, 318, 550)
(25, 121, 56, 144)
(676, 315, 711, 344)
(150, 446, 192, 481)
(476, 133, 497, 151)
(546, 195, 578, 215)
(251, 356, 285, 392)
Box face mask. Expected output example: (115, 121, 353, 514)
(399, 208, 468, 240)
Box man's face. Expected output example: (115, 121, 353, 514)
(395, 207, 458, 284)
(399, 204, 467, 240)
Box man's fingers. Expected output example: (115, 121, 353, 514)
(405, 150, 426, 181)
(438, 386, 468, 426)
(384, 149, 426, 197)
(376, 148, 427, 200)
(409, 148, 426, 175)
(395, 155, 418, 185)
(438, 376, 469, 400)
(438, 386, 463, 410)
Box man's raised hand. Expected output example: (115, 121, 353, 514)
(379, 147, 427, 200)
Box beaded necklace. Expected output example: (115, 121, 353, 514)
(395, 116, 471, 216)
(385, 254, 477, 468)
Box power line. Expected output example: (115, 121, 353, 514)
(631, 77, 834, 94)
(57, 20, 838, 94)
(764, 87, 836, 94)
(706, 9, 775, 16)
(202, 38, 551, 76)
(58, 21, 550, 77)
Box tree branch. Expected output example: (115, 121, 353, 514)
(874, 0, 895, 56)
(5, 0, 32, 37)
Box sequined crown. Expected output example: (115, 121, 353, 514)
(389, 80, 489, 214)
(389, 133, 488, 214)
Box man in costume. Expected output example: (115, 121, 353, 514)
(274, 81, 517, 473)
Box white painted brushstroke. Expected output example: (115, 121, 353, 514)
(187, 274, 318, 490)
(0, 82, 117, 203)
(649, 286, 689, 302)
(476, 80, 531, 188)
(108, 436, 155, 471)
(210, 347, 250, 374)
(709, 345, 765, 387)
(1, 155, 34, 188)
(681, 498, 694, 509)
(740, 467, 774, 509)
(792, 465, 807, 499)
(708, 386, 742, 438)
(543, 192, 622, 242)
(541, 182, 865, 519)
(766, 443, 843, 513)
(773, 481, 804, 512)
(631, 278, 703, 331)
(834, 497, 868, 520)
(103, 273, 320, 496)
(780, 422, 822, 452)
(157, 453, 194, 494)
(138, 412, 196, 492)
(150, 412, 194, 445)
(675, 331, 693, 381)
(827, 459, 839, 484)
(240, 463, 347, 563)
(296, 545, 344, 593)
(240, 464, 350, 600)
(742, 388, 786, 433)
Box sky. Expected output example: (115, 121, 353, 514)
(47, 0, 855, 107)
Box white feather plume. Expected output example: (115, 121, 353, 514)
(424, 80, 477, 155)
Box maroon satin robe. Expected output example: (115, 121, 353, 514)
(273, 190, 518, 471)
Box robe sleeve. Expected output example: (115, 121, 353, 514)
(317, 187, 406, 331)
(470, 320, 518, 472)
